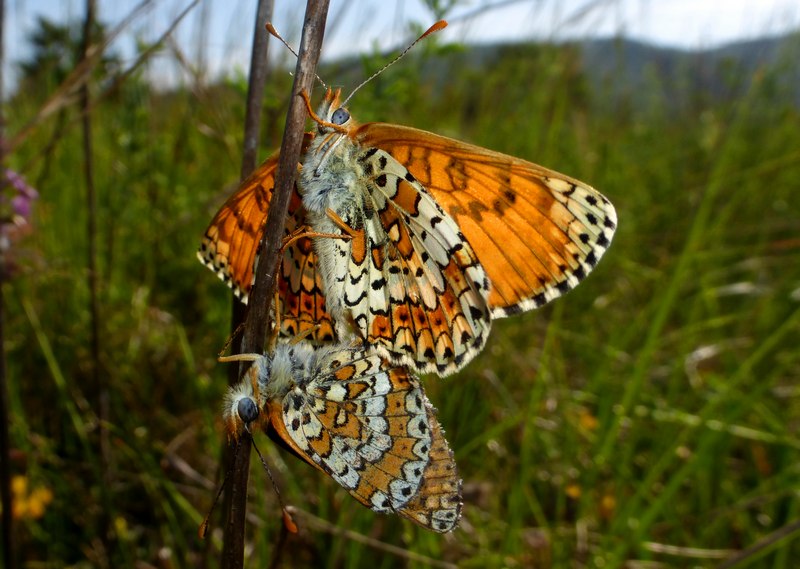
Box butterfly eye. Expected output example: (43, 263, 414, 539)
(331, 108, 350, 125)
(237, 397, 259, 424)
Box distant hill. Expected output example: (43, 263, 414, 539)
(577, 34, 800, 108)
(323, 32, 800, 111)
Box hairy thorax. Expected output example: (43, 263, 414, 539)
(300, 133, 363, 217)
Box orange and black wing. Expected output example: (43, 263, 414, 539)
(270, 348, 461, 532)
(357, 123, 617, 317)
(197, 136, 335, 342)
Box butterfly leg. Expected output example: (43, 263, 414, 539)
(280, 223, 353, 255)
(288, 325, 321, 345)
(267, 289, 281, 352)
(326, 208, 366, 239)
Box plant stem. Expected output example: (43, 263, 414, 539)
(240, 0, 275, 182)
(80, 0, 114, 558)
(220, 2, 329, 567)
(219, 3, 274, 564)
(0, 0, 13, 564)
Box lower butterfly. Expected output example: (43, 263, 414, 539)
(223, 342, 462, 532)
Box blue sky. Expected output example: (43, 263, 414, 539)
(5, 0, 799, 88)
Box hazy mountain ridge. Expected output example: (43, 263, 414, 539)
(577, 33, 800, 108)
(325, 32, 800, 111)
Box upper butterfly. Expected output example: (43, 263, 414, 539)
(199, 55, 616, 378)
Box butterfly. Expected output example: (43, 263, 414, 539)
(199, 87, 617, 376)
(223, 341, 462, 532)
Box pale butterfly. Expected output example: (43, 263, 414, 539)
(222, 341, 462, 532)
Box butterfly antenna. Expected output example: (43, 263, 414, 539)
(218, 321, 246, 358)
(266, 22, 327, 90)
(251, 437, 299, 533)
(340, 20, 447, 108)
(198, 474, 227, 539)
(198, 439, 240, 539)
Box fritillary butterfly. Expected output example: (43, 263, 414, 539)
(223, 342, 462, 532)
(199, 21, 616, 375)
(200, 88, 616, 375)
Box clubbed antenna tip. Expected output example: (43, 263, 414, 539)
(340, 20, 448, 108)
(266, 21, 328, 90)
(422, 20, 448, 38)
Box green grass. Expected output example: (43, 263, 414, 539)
(4, 27, 800, 568)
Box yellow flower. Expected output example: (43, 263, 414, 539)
(565, 483, 582, 499)
(578, 409, 599, 431)
(8, 475, 53, 520)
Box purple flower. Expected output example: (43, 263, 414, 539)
(4, 169, 38, 219)
(1, 168, 38, 280)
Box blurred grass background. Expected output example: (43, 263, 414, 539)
(3, 1, 800, 567)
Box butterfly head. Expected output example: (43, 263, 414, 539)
(306, 88, 357, 137)
(222, 356, 270, 440)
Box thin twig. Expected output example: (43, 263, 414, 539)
(7, 0, 154, 153)
(717, 518, 800, 569)
(80, 0, 102, 468)
(93, 0, 200, 113)
(0, 3, 14, 567)
(221, 2, 330, 568)
(218, 1, 274, 567)
(642, 541, 734, 559)
(80, 0, 113, 559)
(193, 0, 210, 86)
(287, 507, 459, 569)
(19, 0, 200, 178)
(240, 0, 275, 181)
(240, 2, 329, 352)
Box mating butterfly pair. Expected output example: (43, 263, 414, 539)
(201, 82, 616, 532)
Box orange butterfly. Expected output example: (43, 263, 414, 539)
(199, 89, 616, 375)
(223, 342, 462, 532)
(199, 27, 616, 376)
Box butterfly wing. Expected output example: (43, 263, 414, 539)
(278, 222, 336, 343)
(395, 411, 462, 532)
(197, 136, 335, 342)
(198, 158, 273, 301)
(368, 179, 491, 375)
(357, 123, 617, 317)
(310, 145, 492, 375)
(273, 347, 461, 532)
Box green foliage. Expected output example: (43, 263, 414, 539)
(17, 16, 122, 97)
(4, 25, 800, 569)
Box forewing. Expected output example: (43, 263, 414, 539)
(198, 153, 279, 300)
(197, 136, 335, 342)
(357, 123, 617, 317)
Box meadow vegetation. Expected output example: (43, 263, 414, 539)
(4, 12, 800, 569)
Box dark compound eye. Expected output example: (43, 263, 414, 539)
(237, 397, 259, 424)
(331, 108, 350, 125)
